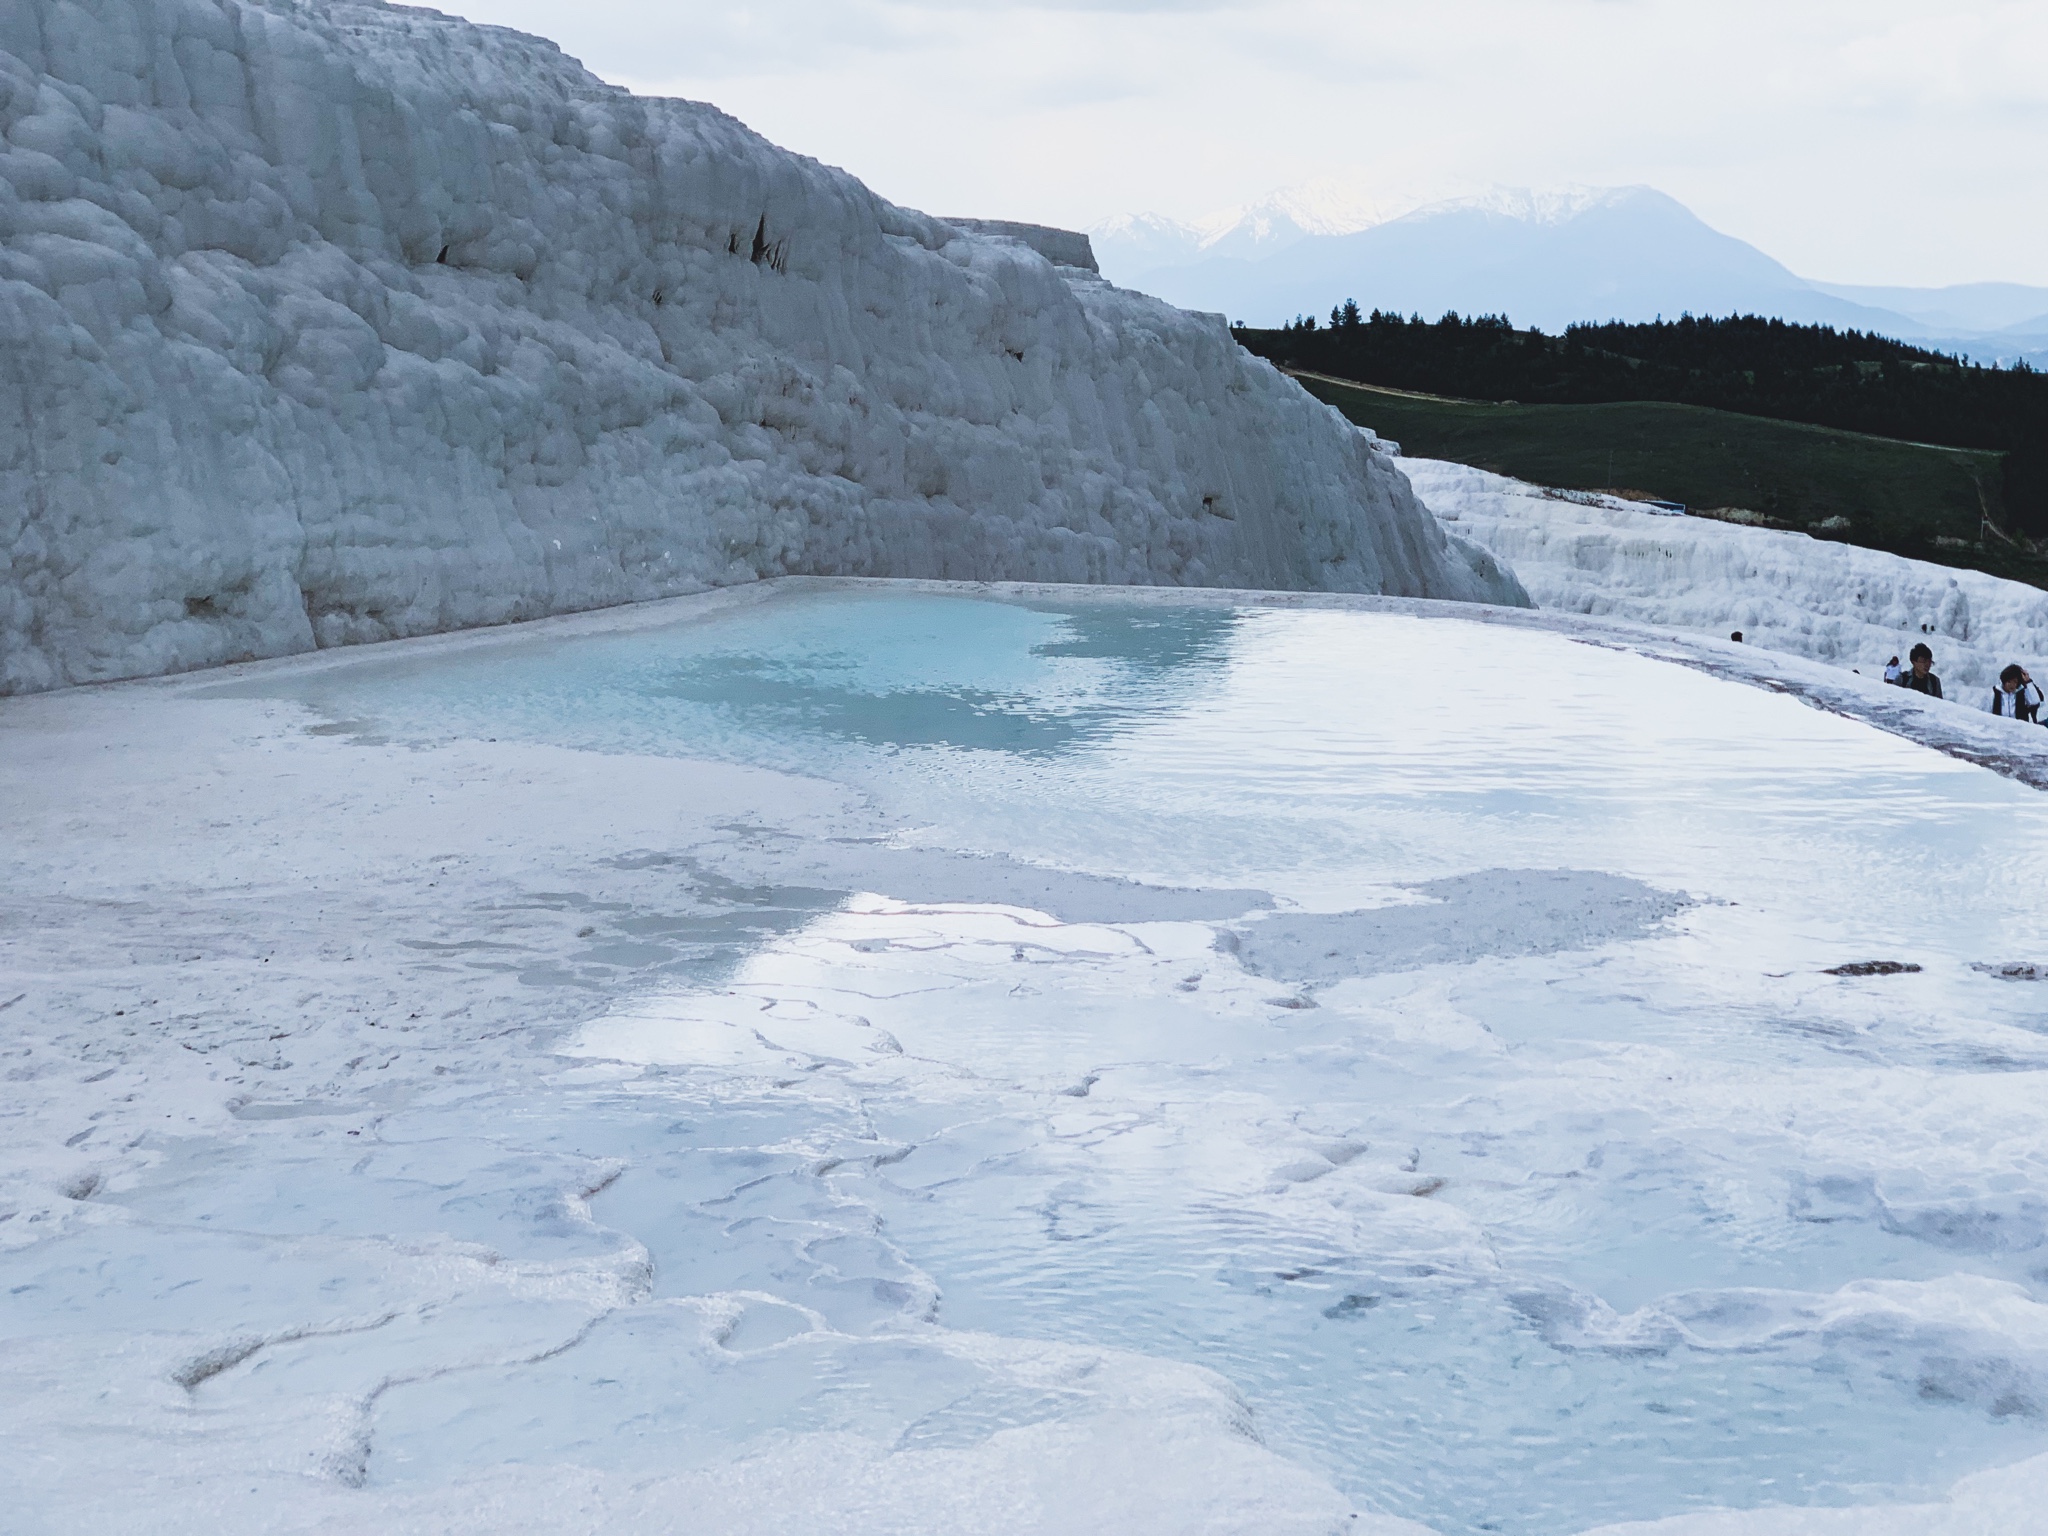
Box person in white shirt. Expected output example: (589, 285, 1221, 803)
(1882, 656, 1904, 685)
(1991, 664, 2043, 722)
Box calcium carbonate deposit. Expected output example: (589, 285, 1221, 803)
(0, 0, 1522, 695)
(11, 581, 2048, 1535)
(1404, 457, 2048, 702)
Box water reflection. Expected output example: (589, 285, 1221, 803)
(216, 590, 1241, 761)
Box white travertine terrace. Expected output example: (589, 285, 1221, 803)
(1405, 456, 2048, 700)
(0, 0, 1523, 694)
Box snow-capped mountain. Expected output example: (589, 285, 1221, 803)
(1090, 183, 1400, 285)
(1087, 211, 1213, 276)
(1095, 185, 2048, 363)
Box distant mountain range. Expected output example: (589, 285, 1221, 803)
(1088, 188, 2048, 366)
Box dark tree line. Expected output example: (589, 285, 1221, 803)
(1236, 309, 2048, 536)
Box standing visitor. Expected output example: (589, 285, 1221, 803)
(1883, 656, 1904, 686)
(1904, 643, 1942, 700)
(1991, 665, 2043, 721)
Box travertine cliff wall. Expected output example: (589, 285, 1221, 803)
(0, 0, 1524, 692)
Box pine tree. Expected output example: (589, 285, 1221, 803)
(2005, 429, 2048, 540)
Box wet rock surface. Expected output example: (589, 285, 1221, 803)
(1220, 869, 1688, 988)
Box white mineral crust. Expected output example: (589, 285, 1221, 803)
(1403, 457, 2048, 702)
(0, 0, 1524, 694)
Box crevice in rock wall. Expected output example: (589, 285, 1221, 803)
(741, 215, 789, 274)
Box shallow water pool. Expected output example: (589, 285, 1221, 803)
(222, 585, 2048, 1532)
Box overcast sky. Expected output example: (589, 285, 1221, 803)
(439, 1, 2047, 287)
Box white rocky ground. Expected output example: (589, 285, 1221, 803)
(9, 579, 2048, 1534)
(0, 584, 1439, 1535)
(1403, 457, 2048, 703)
(0, 0, 1519, 697)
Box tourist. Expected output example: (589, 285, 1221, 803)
(1904, 643, 1942, 699)
(1991, 664, 2043, 722)
(1883, 656, 1904, 685)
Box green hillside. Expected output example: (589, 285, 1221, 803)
(1296, 373, 2048, 585)
(1238, 310, 2048, 543)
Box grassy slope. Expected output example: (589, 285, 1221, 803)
(1296, 373, 2048, 586)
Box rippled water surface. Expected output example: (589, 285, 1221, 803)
(237, 586, 2048, 1533)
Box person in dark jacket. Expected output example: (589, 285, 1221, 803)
(1904, 643, 1942, 699)
(1992, 664, 2043, 721)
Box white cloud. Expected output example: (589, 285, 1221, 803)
(439, 0, 2048, 285)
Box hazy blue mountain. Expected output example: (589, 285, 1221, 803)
(1093, 187, 2048, 364)
(1808, 281, 2048, 336)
